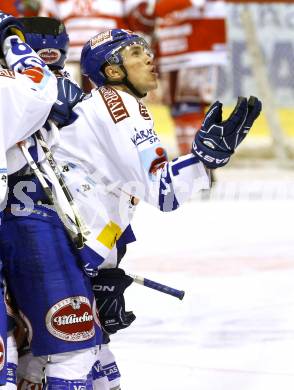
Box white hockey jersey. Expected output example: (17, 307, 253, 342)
(0, 35, 57, 205)
(50, 86, 210, 267)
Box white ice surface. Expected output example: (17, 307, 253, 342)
(109, 168, 294, 390)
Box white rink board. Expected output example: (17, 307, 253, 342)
(109, 168, 294, 390)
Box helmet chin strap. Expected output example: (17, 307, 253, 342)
(107, 64, 147, 99)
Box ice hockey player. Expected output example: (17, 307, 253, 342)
(0, 27, 261, 389)
(44, 27, 261, 301)
(0, 10, 57, 388)
(0, 16, 101, 390)
(11, 16, 124, 390)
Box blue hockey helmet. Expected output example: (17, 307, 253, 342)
(18, 17, 69, 70)
(80, 28, 152, 88)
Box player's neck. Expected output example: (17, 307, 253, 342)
(107, 84, 140, 99)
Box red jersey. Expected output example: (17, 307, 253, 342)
(40, 0, 130, 62)
(155, 0, 227, 72)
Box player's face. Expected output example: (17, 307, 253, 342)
(120, 44, 158, 94)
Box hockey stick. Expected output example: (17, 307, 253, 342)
(35, 128, 90, 248)
(18, 141, 54, 204)
(17, 140, 86, 249)
(128, 273, 185, 300)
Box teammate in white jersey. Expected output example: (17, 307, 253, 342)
(0, 13, 102, 390)
(0, 10, 57, 387)
(51, 28, 260, 386)
(12, 17, 130, 390)
(10, 16, 119, 390)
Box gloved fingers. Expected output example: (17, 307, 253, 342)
(125, 311, 136, 323)
(233, 96, 262, 148)
(200, 101, 223, 131)
(222, 97, 248, 134)
(123, 311, 136, 326)
(244, 96, 262, 128)
(119, 308, 136, 327)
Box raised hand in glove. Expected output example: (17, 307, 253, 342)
(192, 96, 262, 169)
(0, 12, 25, 46)
(91, 268, 136, 335)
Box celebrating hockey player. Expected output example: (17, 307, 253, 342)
(0, 10, 57, 387)
(29, 27, 261, 294)
(0, 26, 261, 389)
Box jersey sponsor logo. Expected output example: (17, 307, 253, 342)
(22, 67, 45, 84)
(90, 30, 112, 49)
(37, 48, 61, 65)
(131, 127, 159, 147)
(0, 336, 5, 371)
(138, 102, 151, 120)
(46, 296, 95, 342)
(0, 69, 15, 79)
(149, 147, 168, 174)
(99, 87, 130, 123)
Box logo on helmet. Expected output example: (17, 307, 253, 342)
(37, 48, 61, 65)
(46, 296, 95, 342)
(90, 31, 112, 49)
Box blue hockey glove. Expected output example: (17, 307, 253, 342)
(48, 75, 84, 128)
(0, 11, 25, 47)
(192, 96, 262, 169)
(91, 268, 136, 335)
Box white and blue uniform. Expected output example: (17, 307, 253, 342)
(0, 44, 102, 390)
(49, 85, 209, 390)
(50, 86, 210, 272)
(1, 83, 209, 389)
(0, 34, 57, 387)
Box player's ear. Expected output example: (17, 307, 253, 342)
(104, 64, 124, 83)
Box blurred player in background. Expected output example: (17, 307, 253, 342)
(38, 0, 131, 91)
(37, 0, 208, 94)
